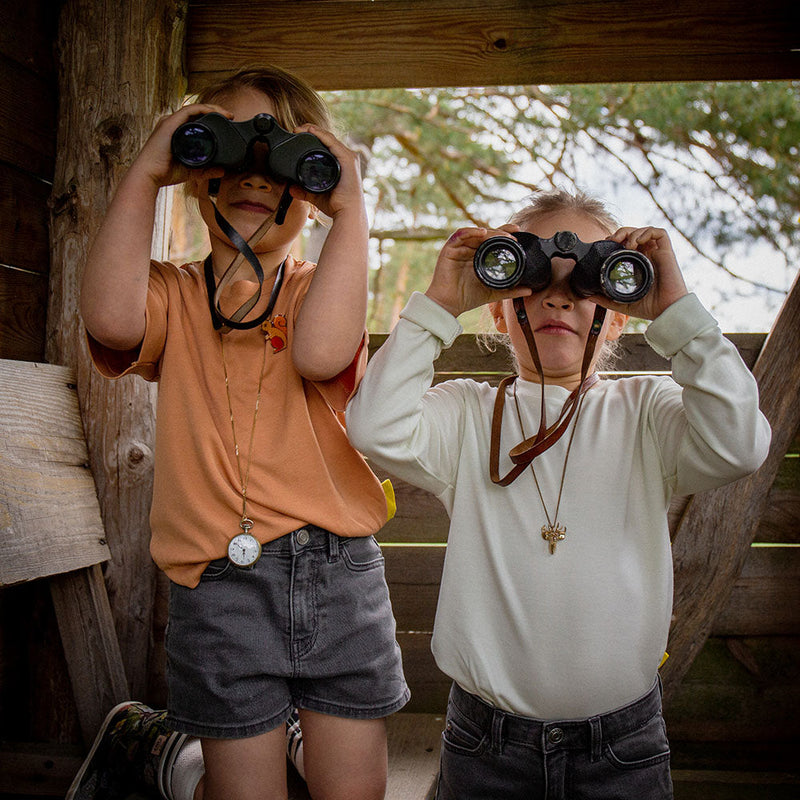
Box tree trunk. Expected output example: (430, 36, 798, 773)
(47, 0, 187, 701)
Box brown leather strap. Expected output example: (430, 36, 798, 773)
(489, 302, 606, 486)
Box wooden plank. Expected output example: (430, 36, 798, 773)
(187, 0, 800, 91)
(397, 632, 450, 714)
(385, 713, 442, 800)
(368, 332, 766, 374)
(663, 636, 800, 742)
(711, 547, 800, 636)
(663, 273, 800, 702)
(0, 360, 110, 585)
(671, 770, 800, 799)
(0, 741, 82, 796)
(385, 545, 445, 632)
(0, 164, 52, 274)
(0, 266, 47, 362)
(49, 565, 129, 748)
(0, 52, 56, 179)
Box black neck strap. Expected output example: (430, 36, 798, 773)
(204, 184, 292, 331)
(204, 253, 284, 331)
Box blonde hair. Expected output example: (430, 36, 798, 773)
(510, 188, 618, 234)
(193, 64, 334, 133)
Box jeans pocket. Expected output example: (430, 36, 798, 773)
(441, 701, 488, 757)
(199, 557, 232, 582)
(341, 535, 385, 572)
(605, 712, 671, 769)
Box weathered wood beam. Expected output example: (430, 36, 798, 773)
(187, 0, 800, 92)
(662, 270, 800, 702)
(47, 0, 187, 702)
(50, 565, 129, 747)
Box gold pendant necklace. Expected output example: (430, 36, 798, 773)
(220, 328, 270, 567)
(512, 381, 588, 555)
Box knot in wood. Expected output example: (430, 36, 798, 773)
(97, 115, 134, 163)
(125, 441, 153, 472)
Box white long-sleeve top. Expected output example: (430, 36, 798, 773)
(347, 291, 770, 719)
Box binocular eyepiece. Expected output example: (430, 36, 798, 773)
(171, 112, 340, 194)
(473, 230, 653, 304)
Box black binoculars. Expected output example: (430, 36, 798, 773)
(473, 230, 653, 303)
(171, 112, 340, 194)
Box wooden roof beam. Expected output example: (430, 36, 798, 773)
(187, 0, 800, 92)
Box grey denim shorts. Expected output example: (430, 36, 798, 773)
(165, 526, 410, 739)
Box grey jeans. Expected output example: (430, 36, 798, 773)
(435, 679, 672, 799)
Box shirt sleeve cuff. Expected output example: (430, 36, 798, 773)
(645, 293, 720, 359)
(399, 292, 463, 348)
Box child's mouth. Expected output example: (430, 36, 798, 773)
(232, 201, 272, 214)
(536, 320, 575, 335)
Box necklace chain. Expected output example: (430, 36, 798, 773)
(220, 331, 270, 528)
(512, 382, 588, 554)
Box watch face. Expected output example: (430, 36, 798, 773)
(227, 533, 262, 567)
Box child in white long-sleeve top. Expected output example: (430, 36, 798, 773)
(346, 189, 770, 799)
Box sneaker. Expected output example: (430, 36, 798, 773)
(286, 708, 305, 780)
(66, 701, 175, 800)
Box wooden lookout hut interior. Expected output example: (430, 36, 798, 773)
(1, 1, 799, 797)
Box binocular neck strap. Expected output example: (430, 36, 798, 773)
(489, 299, 606, 486)
(206, 185, 293, 331)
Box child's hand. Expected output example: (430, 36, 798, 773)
(602, 226, 688, 320)
(425, 227, 531, 318)
(288, 125, 366, 220)
(128, 103, 229, 190)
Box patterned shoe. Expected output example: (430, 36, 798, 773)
(66, 701, 183, 800)
(286, 707, 305, 780)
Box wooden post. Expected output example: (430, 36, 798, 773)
(662, 272, 800, 702)
(46, 0, 187, 701)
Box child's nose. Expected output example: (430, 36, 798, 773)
(239, 172, 273, 191)
(239, 144, 278, 190)
(542, 260, 576, 308)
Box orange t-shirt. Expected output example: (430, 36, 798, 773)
(89, 257, 388, 587)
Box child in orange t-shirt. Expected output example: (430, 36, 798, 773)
(68, 65, 408, 800)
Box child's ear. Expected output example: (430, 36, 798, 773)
(490, 301, 508, 333)
(604, 311, 628, 342)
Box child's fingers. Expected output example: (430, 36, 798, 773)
(612, 226, 672, 253)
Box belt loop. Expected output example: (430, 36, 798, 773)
(327, 531, 340, 563)
(589, 716, 602, 761)
(490, 709, 505, 755)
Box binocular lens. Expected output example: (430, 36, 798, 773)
(473, 238, 525, 289)
(297, 152, 340, 194)
(173, 124, 216, 167)
(601, 252, 653, 302)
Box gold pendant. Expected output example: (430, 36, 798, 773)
(541, 523, 566, 555)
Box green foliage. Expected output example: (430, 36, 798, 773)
(324, 82, 799, 332)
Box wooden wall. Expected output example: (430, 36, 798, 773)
(0, 1, 56, 361)
(0, 0, 83, 752)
